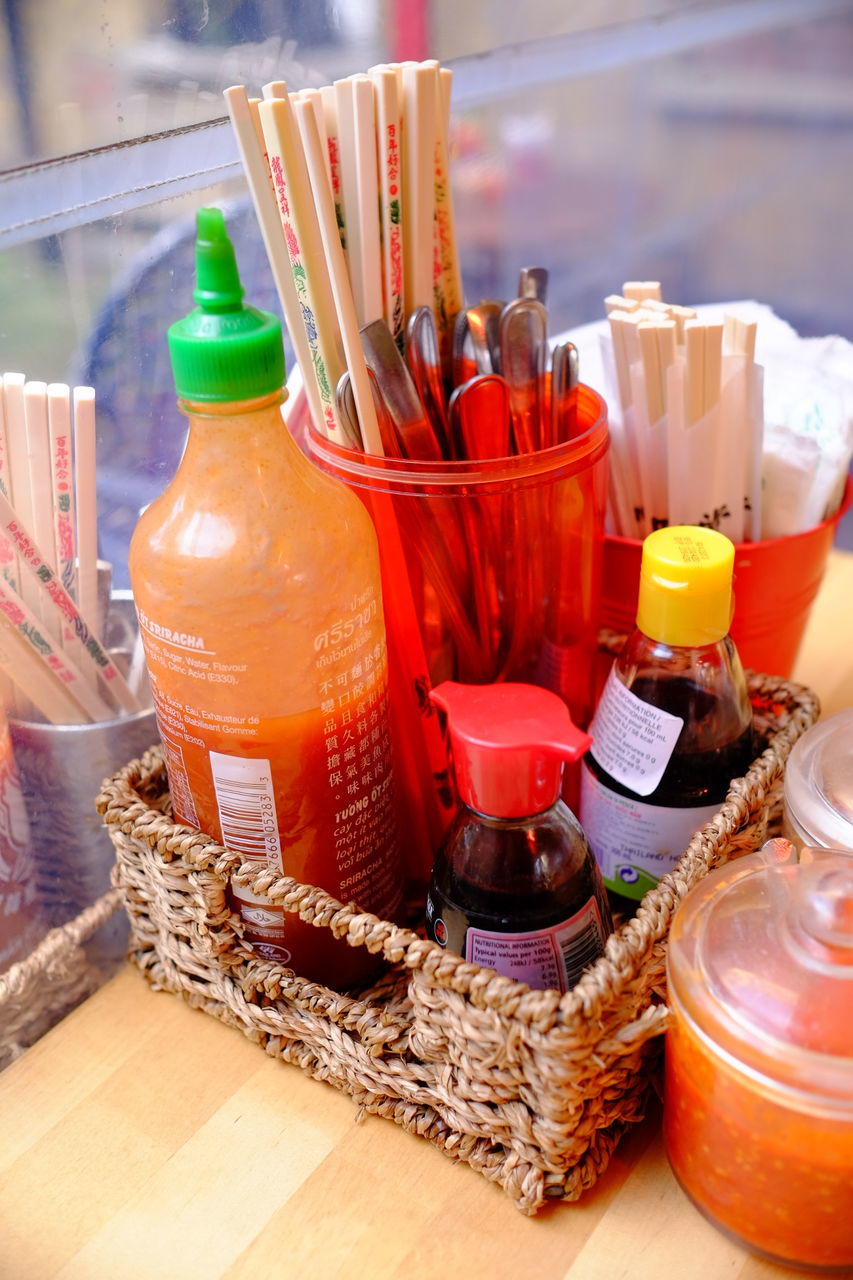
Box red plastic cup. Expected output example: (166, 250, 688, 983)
(601, 477, 852, 677)
(303, 386, 609, 871)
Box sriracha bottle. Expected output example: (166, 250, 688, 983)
(129, 207, 403, 989)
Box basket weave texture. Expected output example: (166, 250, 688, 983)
(96, 670, 818, 1214)
(0, 891, 121, 1070)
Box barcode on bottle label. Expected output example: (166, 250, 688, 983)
(465, 897, 606, 994)
(209, 751, 282, 866)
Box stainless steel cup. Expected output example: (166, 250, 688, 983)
(8, 590, 158, 966)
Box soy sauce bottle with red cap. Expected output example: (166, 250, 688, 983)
(424, 681, 613, 993)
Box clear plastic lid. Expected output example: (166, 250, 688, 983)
(783, 708, 853, 851)
(667, 839, 853, 1101)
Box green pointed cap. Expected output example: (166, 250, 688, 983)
(167, 207, 285, 402)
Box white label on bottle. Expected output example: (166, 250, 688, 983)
(587, 667, 684, 796)
(209, 751, 282, 866)
(465, 897, 606, 994)
(580, 764, 719, 894)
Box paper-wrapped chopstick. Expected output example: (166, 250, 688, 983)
(602, 283, 764, 540)
(0, 376, 145, 723)
(334, 75, 384, 329)
(369, 65, 406, 350)
(0, 490, 138, 714)
(47, 384, 77, 599)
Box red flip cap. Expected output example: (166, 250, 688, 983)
(429, 681, 593, 819)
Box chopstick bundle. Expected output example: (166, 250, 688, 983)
(0, 374, 145, 725)
(223, 86, 328, 442)
(258, 87, 348, 444)
(602, 283, 762, 542)
(290, 94, 384, 454)
(226, 58, 462, 452)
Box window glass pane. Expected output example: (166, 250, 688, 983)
(1, 2, 852, 583)
(0, 1, 387, 166)
(0, 178, 266, 587)
(450, 11, 853, 341)
(0, 1, 749, 166)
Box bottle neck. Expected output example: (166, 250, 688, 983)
(625, 627, 738, 666)
(617, 627, 751, 745)
(179, 388, 287, 423)
(167, 388, 321, 498)
(463, 800, 556, 825)
(176, 388, 297, 459)
(630, 627, 724, 652)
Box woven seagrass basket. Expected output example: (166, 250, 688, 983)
(96, 670, 818, 1214)
(0, 892, 122, 1070)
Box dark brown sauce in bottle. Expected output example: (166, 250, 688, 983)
(423, 680, 613, 993)
(580, 527, 755, 914)
(584, 674, 754, 809)
(580, 638, 755, 913)
(426, 803, 612, 990)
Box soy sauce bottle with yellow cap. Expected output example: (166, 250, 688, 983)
(579, 526, 753, 908)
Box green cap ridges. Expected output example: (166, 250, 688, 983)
(167, 207, 285, 402)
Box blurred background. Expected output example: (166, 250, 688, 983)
(1, 0, 852, 577)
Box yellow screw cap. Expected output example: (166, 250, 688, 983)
(636, 526, 735, 647)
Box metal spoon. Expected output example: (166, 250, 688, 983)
(448, 374, 511, 462)
(517, 266, 549, 306)
(498, 297, 548, 454)
(334, 372, 365, 451)
(405, 306, 451, 457)
(452, 310, 477, 388)
(550, 340, 580, 446)
(360, 318, 444, 461)
(465, 301, 503, 376)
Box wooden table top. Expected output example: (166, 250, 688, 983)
(2, 550, 851, 1280)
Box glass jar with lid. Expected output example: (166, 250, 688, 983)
(664, 838, 853, 1271)
(783, 708, 853, 852)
